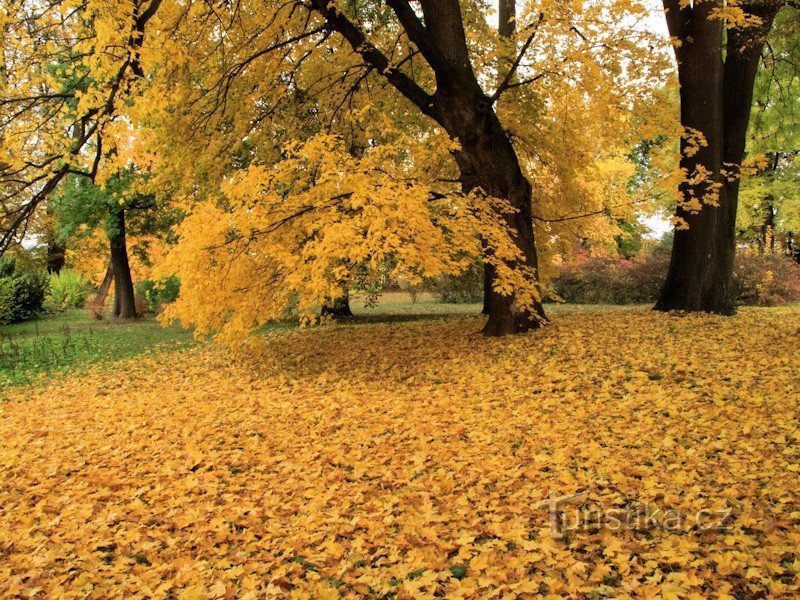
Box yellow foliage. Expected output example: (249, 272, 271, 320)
(1, 307, 798, 597)
(159, 133, 492, 340)
(67, 229, 167, 286)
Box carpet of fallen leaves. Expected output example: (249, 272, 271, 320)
(1, 308, 799, 599)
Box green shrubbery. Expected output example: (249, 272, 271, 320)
(431, 262, 483, 304)
(136, 275, 180, 313)
(47, 269, 90, 311)
(0, 261, 48, 324)
(551, 247, 800, 307)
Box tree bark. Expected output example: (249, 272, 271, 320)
(444, 105, 547, 334)
(656, 0, 778, 314)
(422, 0, 545, 334)
(499, 0, 515, 38)
(483, 0, 517, 316)
(108, 208, 137, 319)
(321, 293, 353, 319)
(89, 260, 114, 318)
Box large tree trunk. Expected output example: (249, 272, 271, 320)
(656, 0, 778, 314)
(422, 1, 545, 334)
(483, 0, 518, 316)
(655, 2, 728, 313)
(108, 208, 137, 319)
(321, 293, 353, 319)
(452, 117, 547, 335)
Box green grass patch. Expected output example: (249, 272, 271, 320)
(0, 298, 650, 390)
(0, 310, 194, 389)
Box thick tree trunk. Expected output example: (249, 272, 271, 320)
(321, 293, 353, 319)
(443, 104, 547, 335)
(656, 1, 777, 315)
(483, 0, 518, 317)
(108, 208, 137, 319)
(412, 0, 547, 334)
(655, 5, 728, 313)
(46, 238, 66, 274)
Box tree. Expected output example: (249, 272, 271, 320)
(655, 0, 790, 314)
(482, 0, 517, 316)
(738, 10, 800, 257)
(3, 0, 670, 338)
(55, 168, 168, 319)
(0, 0, 163, 252)
(152, 0, 667, 339)
(300, 0, 550, 335)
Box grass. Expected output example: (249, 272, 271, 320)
(0, 310, 194, 389)
(0, 296, 648, 389)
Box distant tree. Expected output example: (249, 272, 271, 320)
(56, 169, 167, 319)
(738, 11, 800, 259)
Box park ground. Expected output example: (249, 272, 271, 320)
(0, 299, 798, 598)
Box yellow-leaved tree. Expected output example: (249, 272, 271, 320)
(2, 0, 675, 337)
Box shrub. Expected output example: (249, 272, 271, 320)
(552, 246, 800, 307)
(47, 269, 90, 311)
(734, 252, 800, 306)
(0, 261, 48, 324)
(432, 262, 483, 304)
(552, 250, 668, 305)
(136, 276, 180, 313)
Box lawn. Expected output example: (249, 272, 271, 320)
(0, 310, 195, 389)
(0, 305, 798, 597)
(0, 297, 626, 389)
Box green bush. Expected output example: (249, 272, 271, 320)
(432, 262, 483, 304)
(136, 275, 180, 313)
(0, 261, 48, 324)
(47, 269, 90, 311)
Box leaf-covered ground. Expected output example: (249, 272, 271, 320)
(1, 308, 799, 599)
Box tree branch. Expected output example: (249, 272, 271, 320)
(490, 11, 545, 103)
(308, 0, 437, 119)
(384, 0, 450, 74)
